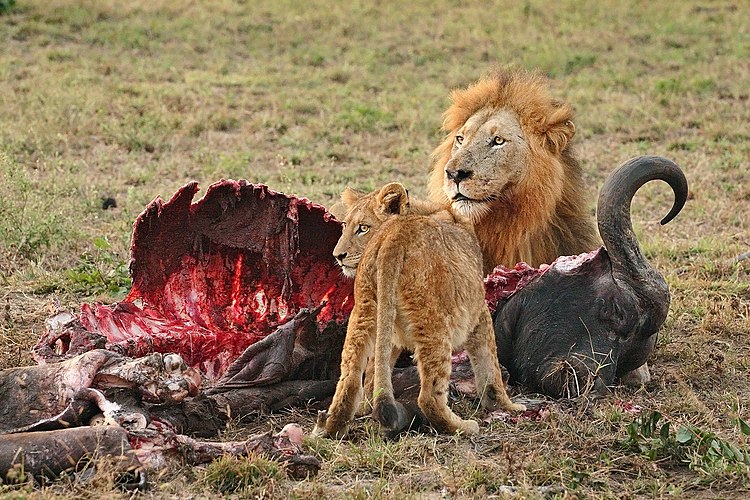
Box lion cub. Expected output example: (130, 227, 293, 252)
(314, 182, 524, 439)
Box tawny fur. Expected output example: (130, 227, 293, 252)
(428, 68, 599, 272)
(313, 183, 524, 439)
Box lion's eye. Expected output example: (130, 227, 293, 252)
(357, 224, 370, 234)
(491, 136, 506, 147)
(455, 135, 464, 146)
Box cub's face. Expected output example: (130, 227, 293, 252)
(333, 206, 378, 278)
(442, 108, 530, 221)
(332, 183, 409, 278)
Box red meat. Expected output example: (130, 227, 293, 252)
(34, 181, 354, 381)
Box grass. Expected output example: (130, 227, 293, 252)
(1, 0, 749, 497)
(200, 455, 285, 496)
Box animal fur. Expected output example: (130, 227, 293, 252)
(428, 68, 599, 271)
(313, 183, 523, 439)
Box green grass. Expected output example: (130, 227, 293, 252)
(200, 455, 285, 495)
(1, 0, 749, 497)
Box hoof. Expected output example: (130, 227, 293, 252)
(620, 364, 651, 386)
(374, 399, 414, 439)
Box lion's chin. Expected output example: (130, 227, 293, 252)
(451, 199, 491, 223)
(340, 266, 357, 279)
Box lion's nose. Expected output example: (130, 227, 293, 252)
(334, 252, 347, 263)
(445, 168, 473, 182)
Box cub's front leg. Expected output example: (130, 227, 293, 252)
(312, 300, 376, 439)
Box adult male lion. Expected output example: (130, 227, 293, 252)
(429, 68, 599, 272)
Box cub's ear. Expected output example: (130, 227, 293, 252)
(340, 187, 364, 209)
(544, 104, 576, 154)
(328, 201, 348, 221)
(377, 182, 409, 215)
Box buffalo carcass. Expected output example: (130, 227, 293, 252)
(5, 182, 357, 484)
(491, 156, 688, 398)
(27, 156, 687, 435)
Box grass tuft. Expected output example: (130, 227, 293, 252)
(622, 409, 750, 474)
(200, 455, 285, 495)
(0, 0, 15, 15)
(0, 153, 71, 272)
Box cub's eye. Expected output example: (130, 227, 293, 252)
(455, 135, 464, 146)
(341, 222, 347, 228)
(357, 224, 370, 234)
(491, 136, 506, 147)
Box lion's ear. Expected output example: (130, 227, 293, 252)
(340, 187, 364, 209)
(377, 182, 409, 215)
(328, 201, 348, 221)
(544, 105, 576, 154)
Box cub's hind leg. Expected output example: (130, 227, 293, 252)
(465, 309, 525, 412)
(370, 259, 412, 437)
(357, 345, 402, 417)
(414, 338, 479, 435)
(372, 343, 411, 437)
(313, 301, 376, 439)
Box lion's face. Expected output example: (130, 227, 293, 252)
(428, 69, 594, 270)
(332, 183, 408, 278)
(333, 204, 378, 278)
(442, 108, 530, 221)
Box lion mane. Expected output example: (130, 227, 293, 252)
(428, 68, 599, 271)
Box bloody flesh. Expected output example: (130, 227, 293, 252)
(34, 181, 354, 380)
(483, 261, 547, 314)
(483, 250, 603, 314)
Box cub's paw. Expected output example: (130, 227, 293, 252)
(508, 402, 527, 412)
(458, 419, 480, 435)
(481, 397, 527, 413)
(355, 397, 373, 417)
(311, 410, 330, 437)
(373, 399, 412, 438)
(312, 410, 349, 440)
